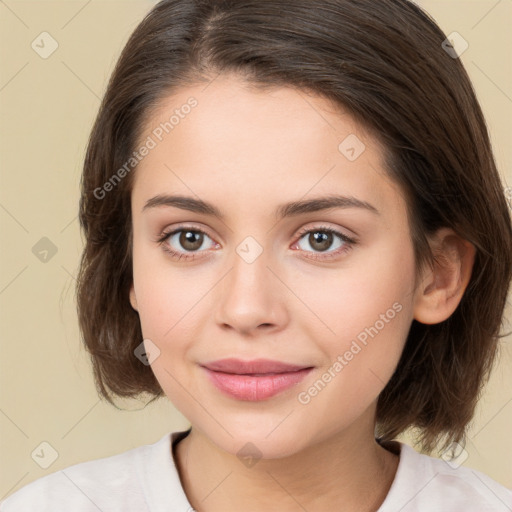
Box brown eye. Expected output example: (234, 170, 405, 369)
(296, 228, 345, 253)
(177, 230, 204, 251)
(158, 226, 217, 261)
(293, 226, 356, 261)
(307, 231, 334, 252)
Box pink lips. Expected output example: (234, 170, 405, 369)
(200, 358, 314, 401)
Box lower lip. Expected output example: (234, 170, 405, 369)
(202, 367, 313, 401)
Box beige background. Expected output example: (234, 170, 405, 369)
(0, 0, 511, 501)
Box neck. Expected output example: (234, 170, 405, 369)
(173, 411, 400, 512)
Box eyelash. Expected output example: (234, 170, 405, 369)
(156, 224, 357, 262)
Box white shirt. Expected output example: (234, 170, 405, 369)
(1, 428, 511, 511)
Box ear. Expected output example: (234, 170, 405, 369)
(129, 283, 138, 312)
(413, 227, 476, 325)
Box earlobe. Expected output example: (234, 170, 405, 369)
(129, 284, 138, 312)
(413, 228, 476, 325)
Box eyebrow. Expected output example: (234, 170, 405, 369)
(142, 194, 380, 219)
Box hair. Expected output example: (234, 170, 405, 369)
(76, 0, 512, 454)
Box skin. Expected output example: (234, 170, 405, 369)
(128, 74, 475, 511)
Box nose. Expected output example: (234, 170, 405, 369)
(213, 243, 289, 337)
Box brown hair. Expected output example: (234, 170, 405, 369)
(76, 0, 512, 454)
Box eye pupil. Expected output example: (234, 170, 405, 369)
(310, 231, 333, 252)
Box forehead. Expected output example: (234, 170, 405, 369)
(140, 75, 364, 162)
(131, 75, 405, 223)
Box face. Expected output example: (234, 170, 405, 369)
(129, 74, 419, 458)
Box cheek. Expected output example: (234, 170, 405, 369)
(134, 271, 203, 341)
(296, 232, 415, 342)
(131, 247, 206, 412)
(293, 289, 413, 442)
(294, 235, 415, 399)
(131, 252, 170, 338)
(131, 233, 209, 338)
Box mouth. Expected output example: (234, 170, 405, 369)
(200, 358, 314, 401)
(201, 358, 312, 374)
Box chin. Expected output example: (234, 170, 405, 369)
(204, 422, 309, 461)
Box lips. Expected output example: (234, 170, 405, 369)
(200, 358, 314, 401)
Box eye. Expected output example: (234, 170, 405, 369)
(292, 225, 356, 260)
(157, 226, 218, 261)
(156, 224, 357, 262)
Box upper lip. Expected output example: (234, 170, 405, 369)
(201, 358, 312, 375)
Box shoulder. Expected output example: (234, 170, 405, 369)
(0, 434, 169, 512)
(379, 441, 512, 512)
